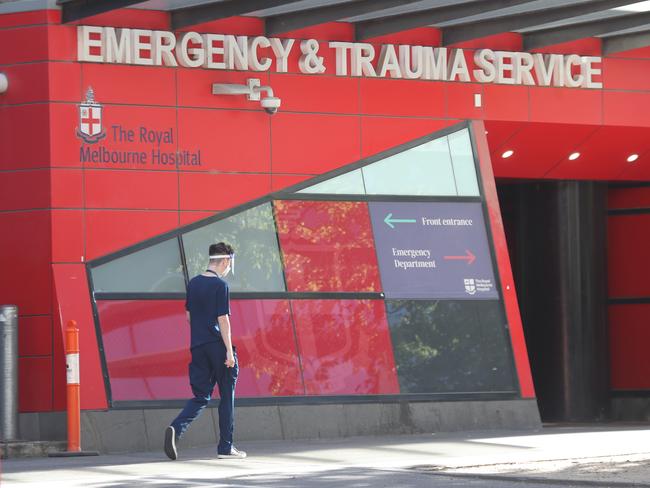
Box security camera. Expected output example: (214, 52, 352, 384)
(260, 96, 281, 115)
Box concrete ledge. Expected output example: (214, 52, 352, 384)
(611, 397, 650, 421)
(0, 440, 67, 459)
(78, 399, 541, 454)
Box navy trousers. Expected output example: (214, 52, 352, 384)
(171, 341, 239, 455)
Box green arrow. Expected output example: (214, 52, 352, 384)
(384, 213, 416, 229)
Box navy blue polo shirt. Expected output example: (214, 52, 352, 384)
(185, 274, 230, 349)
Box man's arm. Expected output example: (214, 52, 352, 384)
(186, 311, 190, 323)
(218, 314, 235, 367)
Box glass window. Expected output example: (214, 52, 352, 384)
(291, 300, 399, 395)
(274, 200, 382, 292)
(297, 169, 365, 194)
(386, 300, 516, 394)
(181, 203, 285, 292)
(448, 129, 480, 196)
(230, 300, 304, 397)
(362, 137, 457, 196)
(91, 239, 185, 293)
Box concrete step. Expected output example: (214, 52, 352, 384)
(1, 440, 67, 459)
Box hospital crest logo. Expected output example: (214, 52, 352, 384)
(464, 278, 477, 295)
(76, 87, 106, 144)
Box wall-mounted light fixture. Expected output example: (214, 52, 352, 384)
(0, 73, 8, 94)
(212, 78, 281, 115)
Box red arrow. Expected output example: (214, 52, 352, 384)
(443, 250, 476, 265)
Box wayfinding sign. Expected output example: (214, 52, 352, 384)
(369, 202, 499, 299)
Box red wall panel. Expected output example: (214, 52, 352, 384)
(530, 87, 602, 125)
(609, 304, 650, 390)
(271, 112, 360, 174)
(603, 58, 650, 91)
(177, 70, 270, 110)
(603, 91, 650, 127)
(0, 26, 49, 64)
(447, 82, 484, 120)
(270, 74, 359, 114)
(178, 108, 271, 173)
(360, 78, 445, 117)
(85, 210, 178, 259)
(85, 169, 179, 210)
(0, 104, 50, 170)
(0, 170, 49, 211)
(608, 214, 650, 298)
(50, 169, 83, 208)
(19, 357, 53, 412)
(179, 172, 271, 211)
(483, 84, 529, 122)
(18, 316, 52, 357)
(292, 300, 399, 395)
(271, 174, 311, 191)
(0, 211, 52, 315)
(51, 209, 84, 263)
(609, 187, 650, 210)
(360, 117, 455, 157)
(0, 63, 49, 105)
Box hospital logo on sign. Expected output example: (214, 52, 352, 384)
(76, 87, 106, 144)
(464, 278, 477, 295)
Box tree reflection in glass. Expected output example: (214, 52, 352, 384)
(181, 203, 286, 292)
(386, 300, 516, 394)
(274, 200, 381, 292)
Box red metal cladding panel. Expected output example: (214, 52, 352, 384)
(179, 211, 216, 226)
(604, 91, 650, 128)
(230, 300, 305, 397)
(471, 120, 535, 398)
(85, 210, 178, 260)
(179, 172, 271, 211)
(18, 316, 53, 357)
(52, 299, 67, 411)
(603, 58, 650, 91)
(275, 22, 354, 42)
(271, 174, 311, 192)
(0, 211, 52, 315)
(546, 126, 649, 180)
(85, 169, 179, 210)
(609, 304, 650, 390)
(447, 82, 484, 120)
(96, 300, 191, 402)
(484, 120, 523, 154)
(178, 108, 271, 173)
(178, 70, 270, 110)
(274, 200, 381, 293)
(269, 74, 359, 114)
(360, 78, 445, 117)
(50, 62, 83, 103)
(608, 187, 650, 209)
(178, 15, 264, 36)
(0, 169, 49, 211)
(0, 9, 55, 28)
(271, 113, 360, 174)
(81, 64, 177, 106)
(361, 117, 455, 158)
(50, 103, 179, 169)
(0, 63, 49, 105)
(449, 32, 522, 51)
(529, 87, 602, 125)
(531, 38, 601, 56)
(482, 84, 530, 122)
(19, 357, 53, 412)
(51, 210, 84, 263)
(51, 169, 83, 208)
(609, 46, 650, 59)
(0, 26, 48, 64)
(53, 263, 108, 409)
(617, 155, 650, 181)
(608, 214, 650, 298)
(365, 27, 440, 46)
(67, 9, 169, 30)
(0, 104, 50, 170)
(491, 123, 599, 180)
(291, 300, 400, 395)
(47, 24, 77, 62)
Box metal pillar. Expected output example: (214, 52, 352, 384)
(0, 304, 18, 440)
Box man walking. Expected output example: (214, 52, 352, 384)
(164, 242, 246, 460)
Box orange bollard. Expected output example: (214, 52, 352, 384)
(65, 320, 81, 452)
(49, 320, 98, 457)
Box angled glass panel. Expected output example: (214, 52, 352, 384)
(448, 129, 480, 196)
(297, 169, 365, 194)
(182, 203, 285, 292)
(91, 239, 185, 293)
(362, 137, 457, 196)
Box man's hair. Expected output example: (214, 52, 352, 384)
(209, 242, 234, 264)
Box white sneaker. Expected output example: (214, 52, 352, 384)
(217, 446, 247, 459)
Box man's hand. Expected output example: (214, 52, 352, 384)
(225, 351, 235, 368)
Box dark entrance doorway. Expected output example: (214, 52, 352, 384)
(497, 181, 610, 423)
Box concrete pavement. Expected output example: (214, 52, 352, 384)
(2, 425, 650, 487)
